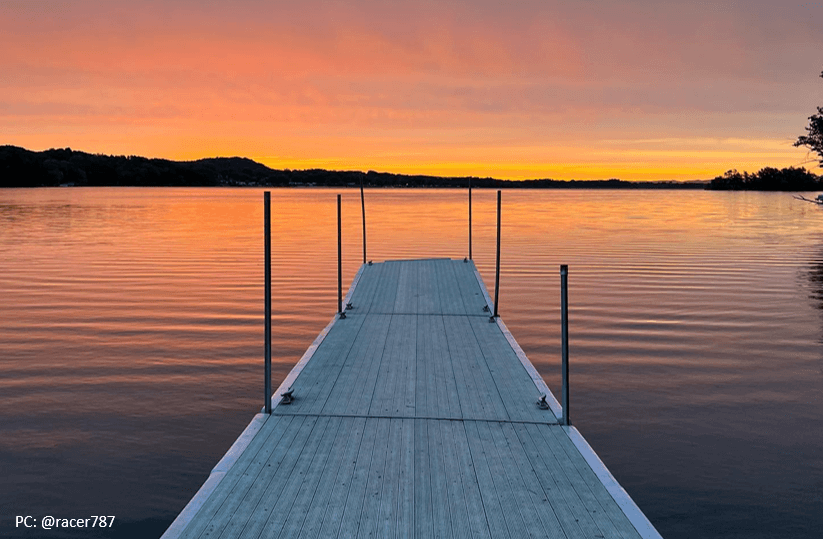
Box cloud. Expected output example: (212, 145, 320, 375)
(1, 0, 820, 179)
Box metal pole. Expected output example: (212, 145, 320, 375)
(338, 194, 343, 316)
(360, 175, 366, 264)
(492, 190, 501, 319)
(561, 264, 570, 425)
(468, 180, 472, 260)
(264, 191, 272, 415)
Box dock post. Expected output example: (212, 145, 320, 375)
(264, 191, 272, 415)
(561, 264, 570, 425)
(338, 194, 345, 318)
(492, 189, 501, 320)
(360, 175, 366, 264)
(468, 180, 472, 260)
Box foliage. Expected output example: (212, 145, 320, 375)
(0, 145, 707, 189)
(794, 71, 823, 167)
(709, 167, 821, 191)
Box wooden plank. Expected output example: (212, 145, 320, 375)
(258, 416, 335, 538)
(417, 314, 462, 419)
(166, 413, 269, 538)
(468, 314, 555, 423)
(369, 260, 400, 314)
(356, 261, 387, 314)
(468, 260, 564, 421)
(198, 416, 306, 538)
(474, 421, 529, 538)
(322, 314, 391, 417)
(441, 420, 471, 537)
(178, 414, 292, 538)
(393, 260, 418, 314)
(321, 417, 375, 538)
(415, 314, 432, 420)
(296, 416, 357, 538)
(376, 418, 403, 538)
(558, 427, 640, 536)
(486, 421, 547, 538)
(236, 416, 329, 538)
(397, 418, 415, 538)
(442, 318, 481, 422)
(450, 259, 488, 315)
(522, 423, 604, 538)
(445, 315, 510, 421)
(451, 422, 491, 538)
(367, 315, 398, 417)
(283, 313, 366, 415)
(511, 423, 587, 538)
(342, 315, 392, 417)
(369, 314, 415, 417)
(480, 314, 556, 424)
(356, 417, 392, 538)
(564, 426, 651, 537)
(432, 258, 464, 314)
(417, 259, 439, 314)
(412, 418, 433, 538)
(217, 416, 318, 538)
(347, 261, 381, 314)
(277, 416, 345, 538)
(500, 422, 566, 537)
(463, 420, 509, 538)
(427, 418, 452, 538)
(400, 315, 417, 417)
(388, 320, 415, 419)
(536, 424, 626, 538)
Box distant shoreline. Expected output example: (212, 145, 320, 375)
(5, 145, 819, 190)
(1, 145, 709, 189)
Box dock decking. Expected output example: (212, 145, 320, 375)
(164, 258, 659, 539)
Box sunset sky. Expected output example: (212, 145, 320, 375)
(1, 0, 821, 181)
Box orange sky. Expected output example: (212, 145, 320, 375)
(1, 0, 821, 180)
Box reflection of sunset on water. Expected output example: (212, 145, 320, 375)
(3, 187, 823, 535)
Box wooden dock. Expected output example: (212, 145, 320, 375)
(163, 258, 660, 538)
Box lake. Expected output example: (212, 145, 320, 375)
(1, 187, 823, 538)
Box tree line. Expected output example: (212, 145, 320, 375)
(708, 69, 823, 191)
(709, 167, 821, 191)
(1, 145, 703, 189)
(5, 68, 823, 193)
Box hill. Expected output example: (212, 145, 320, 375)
(1, 145, 706, 189)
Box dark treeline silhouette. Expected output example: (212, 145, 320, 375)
(708, 167, 821, 191)
(794, 70, 823, 168)
(1, 145, 706, 189)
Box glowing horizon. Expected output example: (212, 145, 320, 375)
(2, 1, 821, 181)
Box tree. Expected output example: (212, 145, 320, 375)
(795, 71, 823, 167)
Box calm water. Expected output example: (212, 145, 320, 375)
(2, 187, 823, 538)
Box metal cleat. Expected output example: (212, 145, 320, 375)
(280, 387, 295, 405)
(537, 394, 549, 410)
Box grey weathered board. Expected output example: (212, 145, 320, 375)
(164, 258, 660, 539)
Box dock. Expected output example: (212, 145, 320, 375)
(163, 257, 659, 538)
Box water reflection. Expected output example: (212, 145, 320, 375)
(2, 188, 823, 537)
(804, 248, 823, 371)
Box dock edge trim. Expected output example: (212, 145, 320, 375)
(161, 263, 367, 539)
(470, 261, 661, 539)
(564, 426, 662, 538)
(469, 262, 563, 419)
